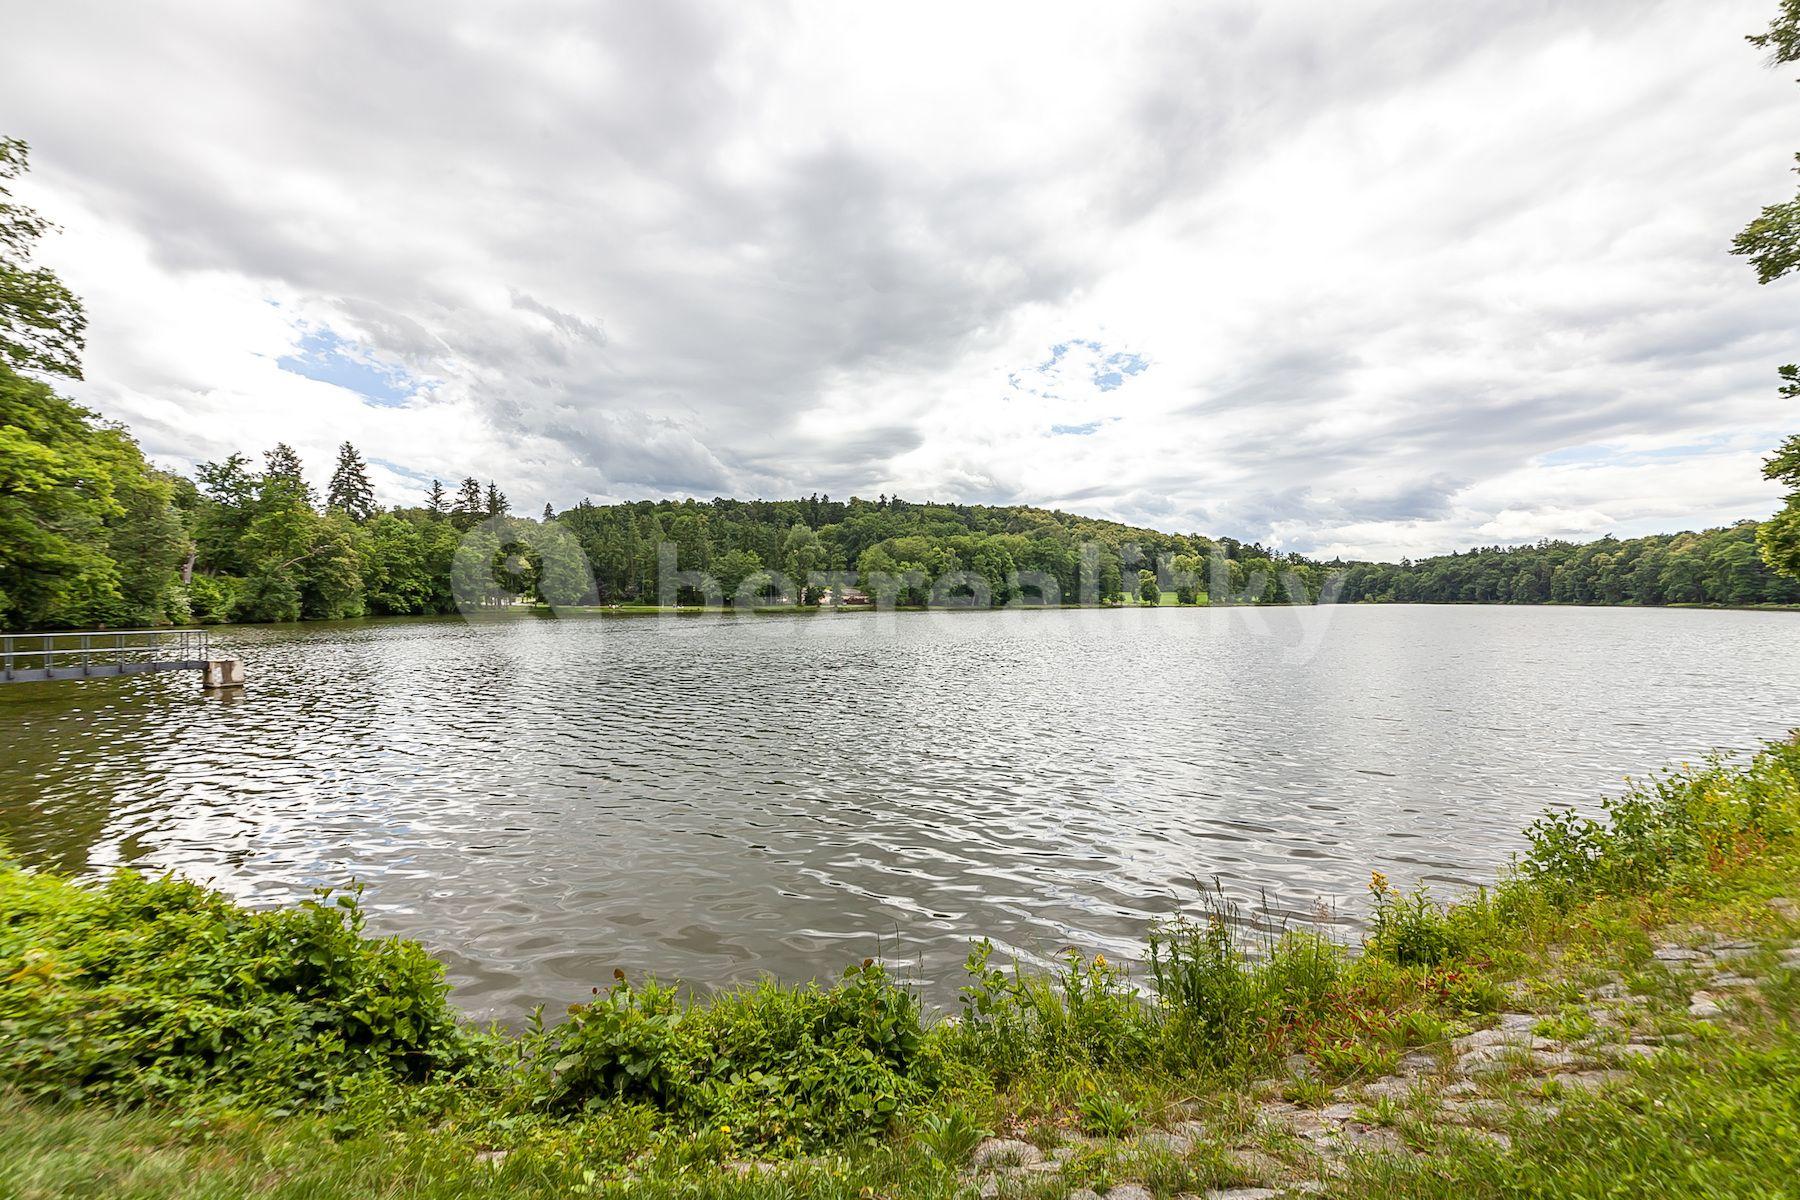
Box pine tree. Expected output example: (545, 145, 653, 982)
(263, 443, 304, 484)
(261, 443, 313, 504)
(452, 476, 483, 530)
(542, 501, 555, 523)
(484, 482, 509, 518)
(425, 478, 447, 516)
(326, 441, 376, 521)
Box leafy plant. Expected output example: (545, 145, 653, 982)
(1077, 1090, 1139, 1137)
(0, 868, 470, 1109)
(914, 1105, 989, 1168)
(1366, 873, 1469, 967)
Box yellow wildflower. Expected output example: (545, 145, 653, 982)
(1370, 869, 1389, 894)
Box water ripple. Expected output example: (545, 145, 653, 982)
(1, 605, 1797, 1019)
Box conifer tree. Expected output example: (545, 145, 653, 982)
(425, 478, 447, 516)
(261, 443, 312, 503)
(452, 476, 483, 530)
(326, 441, 376, 521)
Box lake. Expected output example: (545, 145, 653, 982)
(2, 604, 1796, 1020)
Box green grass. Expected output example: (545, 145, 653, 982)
(2, 734, 1798, 1197)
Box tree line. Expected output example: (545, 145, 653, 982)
(1331, 523, 1800, 608)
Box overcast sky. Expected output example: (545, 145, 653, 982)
(10, 1, 1800, 559)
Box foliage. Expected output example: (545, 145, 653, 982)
(1517, 739, 1800, 906)
(1076, 1090, 1139, 1137)
(946, 940, 1152, 1081)
(912, 1105, 988, 1168)
(526, 962, 929, 1148)
(557, 493, 1252, 609)
(1735, 7, 1800, 580)
(0, 364, 191, 629)
(1334, 521, 1800, 608)
(0, 865, 471, 1108)
(1758, 428, 1800, 581)
(0, 139, 85, 379)
(1366, 873, 1470, 967)
(326, 441, 378, 522)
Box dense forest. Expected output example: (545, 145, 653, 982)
(1333, 522, 1800, 608)
(4, 134, 1800, 631)
(555, 494, 1316, 607)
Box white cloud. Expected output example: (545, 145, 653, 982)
(7, 0, 1797, 557)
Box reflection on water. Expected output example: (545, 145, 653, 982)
(2, 604, 1797, 1020)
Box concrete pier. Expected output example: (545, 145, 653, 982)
(202, 657, 246, 689)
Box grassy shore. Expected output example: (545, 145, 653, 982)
(4, 736, 1799, 1199)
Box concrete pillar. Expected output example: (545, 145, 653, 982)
(201, 657, 245, 689)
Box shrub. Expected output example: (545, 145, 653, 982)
(1365, 873, 1469, 967)
(1519, 740, 1800, 906)
(528, 961, 928, 1148)
(532, 976, 683, 1109)
(182, 574, 242, 624)
(945, 940, 1152, 1081)
(1146, 913, 1267, 1068)
(0, 866, 470, 1108)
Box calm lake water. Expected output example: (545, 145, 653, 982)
(2, 605, 1797, 1019)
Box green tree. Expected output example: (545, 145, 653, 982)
(424, 478, 447, 517)
(360, 512, 429, 615)
(1734, 3, 1800, 281)
(0, 139, 85, 379)
(0, 369, 188, 627)
(452, 476, 483, 530)
(783, 522, 827, 603)
(325, 441, 376, 521)
(714, 547, 764, 604)
(1138, 569, 1160, 605)
(193, 453, 257, 575)
(484, 481, 508, 519)
(303, 511, 366, 619)
(103, 464, 190, 626)
(0, 141, 185, 629)
(1761, 433, 1800, 579)
(1737, 5, 1800, 578)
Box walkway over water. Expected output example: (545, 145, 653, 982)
(0, 629, 222, 684)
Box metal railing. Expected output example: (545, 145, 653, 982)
(0, 629, 212, 683)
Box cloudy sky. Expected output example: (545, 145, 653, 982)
(10, 1, 1800, 559)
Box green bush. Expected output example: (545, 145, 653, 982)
(1076, 1090, 1139, 1136)
(945, 940, 1152, 1080)
(913, 1104, 989, 1168)
(1146, 914, 1265, 1067)
(1520, 739, 1800, 905)
(527, 962, 928, 1147)
(1366, 877, 1469, 967)
(0, 866, 470, 1108)
(532, 976, 683, 1109)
